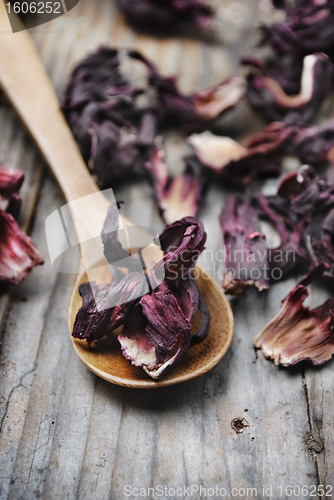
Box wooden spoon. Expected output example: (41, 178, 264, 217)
(0, 9, 234, 388)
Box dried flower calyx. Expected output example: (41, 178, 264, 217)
(62, 45, 244, 219)
(62, 47, 157, 187)
(262, 0, 334, 60)
(0, 211, 43, 287)
(72, 208, 211, 379)
(244, 52, 334, 124)
(0, 165, 43, 286)
(220, 196, 269, 295)
(188, 123, 294, 186)
(254, 263, 334, 366)
(128, 50, 245, 123)
(0, 165, 24, 218)
(257, 165, 334, 281)
(146, 138, 205, 224)
(117, 0, 215, 33)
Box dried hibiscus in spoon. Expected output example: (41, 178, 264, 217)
(72, 207, 210, 379)
(254, 263, 334, 366)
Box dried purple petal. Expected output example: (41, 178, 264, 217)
(256, 165, 334, 281)
(246, 53, 333, 124)
(72, 272, 149, 344)
(0, 211, 44, 286)
(290, 119, 334, 164)
(146, 139, 205, 223)
(0, 165, 24, 218)
(189, 123, 294, 186)
(193, 75, 246, 121)
(254, 264, 334, 366)
(72, 215, 210, 378)
(262, 0, 334, 59)
(62, 47, 156, 186)
(158, 217, 207, 284)
(128, 50, 245, 122)
(117, 0, 215, 32)
(119, 271, 210, 379)
(220, 196, 270, 295)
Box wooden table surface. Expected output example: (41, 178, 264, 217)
(0, 1, 333, 499)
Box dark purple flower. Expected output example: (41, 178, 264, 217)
(188, 122, 294, 186)
(257, 165, 334, 281)
(117, 0, 215, 33)
(0, 211, 44, 286)
(62, 47, 156, 186)
(262, 0, 334, 60)
(146, 138, 205, 224)
(254, 263, 334, 366)
(245, 52, 333, 124)
(0, 165, 24, 218)
(289, 119, 334, 164)
(220, 196, 270, 295)
(128, 50, 245, 123)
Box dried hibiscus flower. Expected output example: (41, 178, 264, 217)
(220, 196, 269, 295)
(62, 47, 156, 187)
(289, 119, 334, 165)
(245, 52, 333, 124)
(128, 50, 246, 123)
(262, 0, 334, 60)
(0, 211, 44, 286)
(254, 263, 334, 366)
(72, 208, 210, 379)
(188, 122, 294, 187)
(256, 165, 334, 281)
(0, 165, 24, 218)
(117, 0, 215, 33)
(146, 138, 205, 224)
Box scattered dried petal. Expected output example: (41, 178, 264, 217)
(62, 47, 156, 186)
(220, 196, 270, 294)
(117, 0, 215, 32)
(128, 50, 245, 122)
(146, 139, 205, 223)
(246, 53, 333, 124)
(256, 165, 334, 281)
(0, 211, 44, 286)
(0, 165, 24, 218)
(254, 263, 334, 366)
(189, 123, 294, 186)
(262, 0, 334, 59)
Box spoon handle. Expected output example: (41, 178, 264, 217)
(0, 6, 99, 205)
(0, 6, 116, 267)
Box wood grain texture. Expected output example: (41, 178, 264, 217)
(0, 0, 333, 498)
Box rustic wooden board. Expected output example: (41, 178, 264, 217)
(0, 0, 333, 498)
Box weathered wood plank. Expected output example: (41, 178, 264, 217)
(0, 0, 331, 499)
(305, 282, 334, 491)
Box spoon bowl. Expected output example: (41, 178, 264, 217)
(0, 9, 234, 387)
(69, 262, 233, 388)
